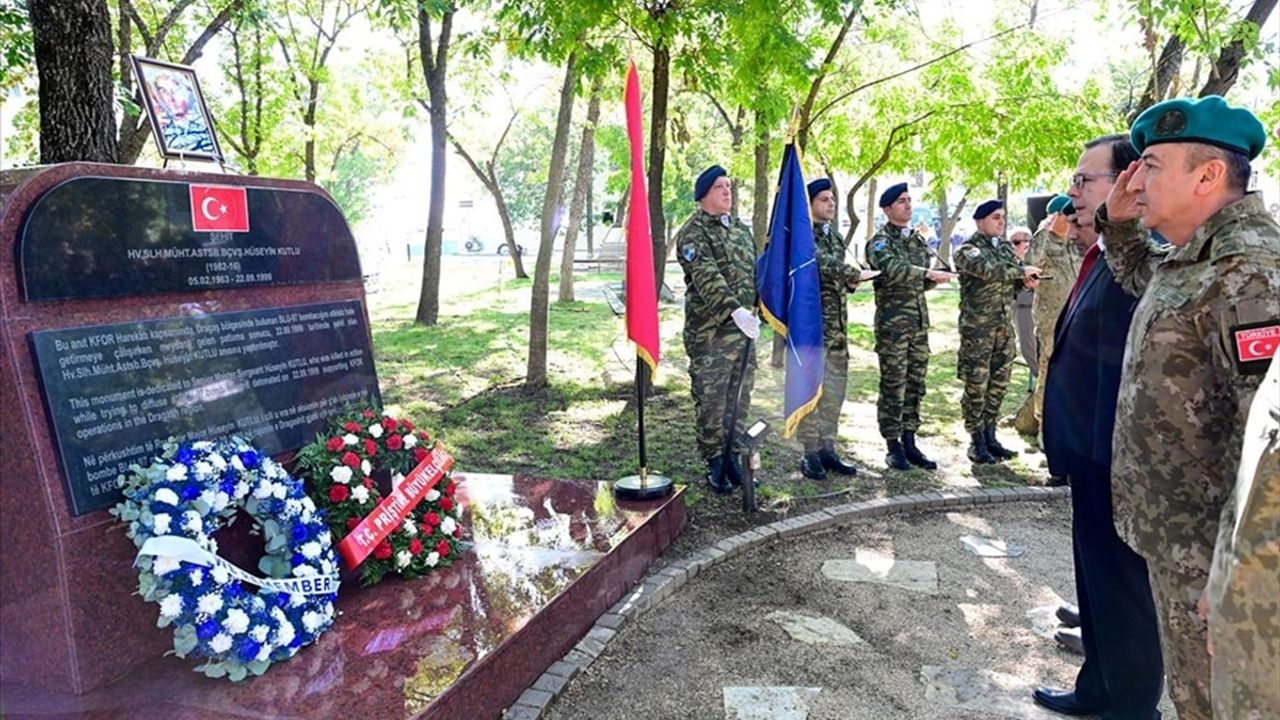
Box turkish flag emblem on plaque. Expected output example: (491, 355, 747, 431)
(189, 184, 250, 232)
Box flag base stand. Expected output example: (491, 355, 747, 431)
(613, 473, 674, 501)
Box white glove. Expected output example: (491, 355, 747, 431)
(731, 307, 760, 340)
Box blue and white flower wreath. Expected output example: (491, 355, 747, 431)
(112, 437, 340, 681)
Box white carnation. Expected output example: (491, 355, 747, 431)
(351, 485, 369, 503)
(403, 433, 418, 449)
(250, 625, 270, 643)
(368, 423, 383, 438)
(209, 453, 227, 470)
(319, 532, 331, 548)
(300, 542, 322, 560)
(165, 463, 188, 481)
(290, 593, 306, 608)
(153, 488, 180, 507)
(193, 461, 214, 479)
(231, 455, 245, 471)
(329, 465, 353, 484)
(276, 621, 295, 647)
(272, 483, 287, 500)
(342, 433, 359, 446)
(223, 608, 250, 634)
(182, 511, 202, 534)
(400, 518, 417, 535)
(212, 492, 230, 512)
(209, 633, 233, 654)
(256, 644, 274, 662)
(391, 473, 405, 491)
(199, 490, 216, 508)
(424, 488, 440, 502)
(192, 441, 213, 451)
(197, 593, 223, 615)
(234, 481, 249, 497)
(425, 551, 440, 567)
(158, 594, 184, 619)
(152, 513, 172, 535)
(440, 517, 457, 536)
(253, 480, 273, 499)
(395, 550, 412, 568)
(152, 555, 181, 576)
(211, 565, 231, 585)
(361, 460, 372, 475)
(301, 610, 324, 633)
(292, 564, 317, 577)
(189, 568, 204, 586)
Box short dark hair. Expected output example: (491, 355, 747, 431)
(1084, 133, 1140, 173)
(1184, 143, 1252, 191)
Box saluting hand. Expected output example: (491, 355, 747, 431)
(1105, 160, 1143, 223)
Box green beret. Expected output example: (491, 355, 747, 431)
(1045, 194, 1072, 215)
(1130, 95, 1267, 160)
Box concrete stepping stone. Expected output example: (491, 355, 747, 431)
(765, 610, 864, 646)
(822, 549, 938, 595)
(723, 686, 821, 720)
(961, 534, 1025, 558)
(921, 665, 1063, 719)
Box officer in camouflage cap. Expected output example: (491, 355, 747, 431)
(954, 200, 1042, 464)
(866, 182, 950, 471)
(676, 165, 760, 495)
(795, 177, 861, 480)
(1205, 356, 1279, 719)
(1098, 94, 1279, 720)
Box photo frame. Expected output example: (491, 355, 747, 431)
(130, 55, 224, 163)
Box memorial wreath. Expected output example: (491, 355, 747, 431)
(111, 437, 339, 681)
(296, 408, 462, 587)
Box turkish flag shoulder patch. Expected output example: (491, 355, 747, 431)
(189, 185, 249, 233)
(1232, 320, 1280, 375)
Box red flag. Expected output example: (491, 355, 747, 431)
(189, 184, 250, 232)
(624, 62, 660, 372)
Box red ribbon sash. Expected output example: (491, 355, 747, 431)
(336, 449, 454, 569)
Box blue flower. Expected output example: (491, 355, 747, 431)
(219, 477, 237, 495)
(225, 582, 245, 600)
(197, 618, 220, 641)
(292, 552, 306, 567)
(238, 450, 260, 469)
(180, 483, 200, 501)
(176, 447, 196, 465)
(291, 522, 310, 544)
(237, 639, 261, 662)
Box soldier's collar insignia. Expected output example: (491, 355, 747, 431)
(1154, 109, 1187, 137)
(990, 236, 999, 247)
(719, 214, 731, 228)
(900, 227, 909, 238)
(682, 244, 697, 262)
(822, 223, 831, 236)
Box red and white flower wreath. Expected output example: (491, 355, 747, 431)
(297, 408, 462, 586)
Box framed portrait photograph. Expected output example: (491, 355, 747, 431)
(130, 55, 224, 163)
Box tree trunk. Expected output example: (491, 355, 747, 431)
(1199, 0, 1277, 98)
(647, 40, 670, 295)
(526, 53, 578, 389)
(796, 1, 861, 151)
(752, 112, 769, 251)
(558, 82, 601, 304)
(586, 180, 594, 257)
(939, 189, 969, 266)
(863, 178, 877, 241)
(449, 133, 528, 279)
(1130, 35, 1184, 121)
(997, 178, 1008, 237)
(303, 79, 319, 182)
(414, 5, 454, 327)
(31, 0, 118, 164)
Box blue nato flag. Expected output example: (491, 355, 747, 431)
(757, 143, 824, 438)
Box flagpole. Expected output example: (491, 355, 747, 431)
(614, 356, 673, 501)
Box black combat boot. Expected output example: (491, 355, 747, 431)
(900, 432, 937, 470)
(984, 425, 1017, 461)
(884, 439, 911, 471)
(968, 432, 997, 464)
(726, 453, 746, 488)
(705, 455, 733, 494)
(800, 449, 827, 480)
(818, 440, 857, 476)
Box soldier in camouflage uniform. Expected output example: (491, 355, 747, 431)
(954, 200, 1041, 465)
(1206, 355, 1279, 719)
(1022, 194, 1082, 448)
(676, 165, 760, 495)
(795, 178, 861, 480)
(1098, 96, 1279, 720)
(866, 183, 949, 471)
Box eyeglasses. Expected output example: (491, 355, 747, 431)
(1070, 172, 1118, 189)
(1012, 239, 1029, 245)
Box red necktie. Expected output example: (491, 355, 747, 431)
(1068, 244, 1101, 308)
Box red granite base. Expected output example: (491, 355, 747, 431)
(0, 474, 685, 720)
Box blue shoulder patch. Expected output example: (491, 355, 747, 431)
(682, 244, 697, 262)
(872, 240, 887, 252)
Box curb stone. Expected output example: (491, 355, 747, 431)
(500, 486, 1070, 718)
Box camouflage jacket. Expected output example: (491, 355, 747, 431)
(866, 222, 935, 329)
(813, 221, 861, 344)
(675, 210, 757, 344)
(1206, 355, 1279, 681)
(1025, 227, 1082, 335)
(954, 232, 1024, 330)
(1098, 193, 1280, 571)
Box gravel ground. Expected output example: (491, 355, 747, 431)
(545, 501, 1176, 720)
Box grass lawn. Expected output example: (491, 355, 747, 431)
(366, 258, 1046, 548)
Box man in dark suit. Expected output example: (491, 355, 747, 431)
(1034, 134, 1164, 719)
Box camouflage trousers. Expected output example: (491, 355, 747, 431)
(687, 329, 756, 461)
(1148, 562, 1213, 720)
(957, 320, 1015, 434)
(797, 336, 849, 450)
(875, 317, 929, 439)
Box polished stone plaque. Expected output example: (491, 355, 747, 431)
(30, 300, 379, 515)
